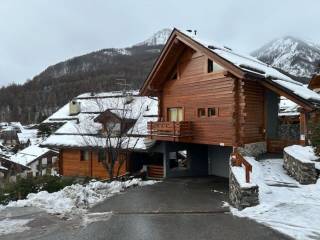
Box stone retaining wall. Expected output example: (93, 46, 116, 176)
(238, 142, 267, 157)
(229, 170, 259, 210)
(283, 151, 318, 184)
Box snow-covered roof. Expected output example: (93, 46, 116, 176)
(17, 129, 40, 145)
(42, 91, 158, 150)
(279, 97, 299, 117)
(0, 165, 8, 171)
(178, 29, 320, 105)
(10, 145, 55, 166)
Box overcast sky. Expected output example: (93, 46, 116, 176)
(0, 0, 319, 87)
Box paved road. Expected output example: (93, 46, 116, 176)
(0, 177, 290, 240)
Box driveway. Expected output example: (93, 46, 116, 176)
(1, 177, 290, 240)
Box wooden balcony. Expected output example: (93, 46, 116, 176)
(147, 121, 193, 142)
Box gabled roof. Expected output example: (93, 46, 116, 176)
(10, 145, 57, 167)
(140, 28, 320, 111)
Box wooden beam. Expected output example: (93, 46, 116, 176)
(260, 80, 314, 112)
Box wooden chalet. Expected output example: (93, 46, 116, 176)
(140, 28, 320, 178)
(309, 74, 320, 92)
(41, 91, 159, 179)
(0, 155, 30, 182)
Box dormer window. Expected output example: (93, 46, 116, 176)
(170, 64, 178, 80)
(208, 59, 214, 73)
(208, 59, 224, 73)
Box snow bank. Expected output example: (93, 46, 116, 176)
(0, 218, 32, 236)
(5, 179, 157, 217)
(284, 145, 319, 163)
(230, 158, 320, 240)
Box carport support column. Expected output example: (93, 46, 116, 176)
(162, 142, 170, 178)
(300, 111, 308, 146)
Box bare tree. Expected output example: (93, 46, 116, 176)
(75, 91, 147, 180)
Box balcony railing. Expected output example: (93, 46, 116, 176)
(147, 121, 192, 142)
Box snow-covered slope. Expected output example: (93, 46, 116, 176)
(134, 28, 172, 47)
(252, 36, 320, 79)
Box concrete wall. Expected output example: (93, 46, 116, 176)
(208, 145, 232, 178)
(265, 90, 280, 139)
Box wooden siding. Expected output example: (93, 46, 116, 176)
(61, 149, 128, 179)
(239, 79, 265, 144)
(160, 49, 237, 146)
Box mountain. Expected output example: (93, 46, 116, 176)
(0, 29, 319, 124)
(134, 28, 172, 47)
(252, 36, 320, 83)
(0, 29, 172, 123)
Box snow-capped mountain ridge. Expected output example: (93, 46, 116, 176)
(252, 36, 320, 79)
(134, 28, 172, 47)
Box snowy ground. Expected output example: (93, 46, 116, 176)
(230, 157, 320, 240)
(0, 218, 32, 236)
(0, 179, 157, 236)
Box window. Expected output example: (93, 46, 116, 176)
(168, 108, 183, 122)
(98, 150, 106, 162)
(171, 71, 177, 80)
(170, 64, 178, 80)
(208, 59, 224, 73)
(208, 108, 217, 117)
(105, 122, 121, 136)
(208, 59, 214, 73)
(197, 108, 206, 118)
(80, 150, 90, 161)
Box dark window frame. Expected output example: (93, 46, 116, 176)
(208, 59, 214, 73)
(208, 107, 218, 117)
(80, 150, 90, 161)
(197, 108, 206, 118)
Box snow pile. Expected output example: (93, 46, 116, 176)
(5, 179, 157, 217)
(230, 157, 320, 240)
(284, 145, 319, 163)
(0, 218, 32, 236)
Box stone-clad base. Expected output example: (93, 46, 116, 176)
(229, 171, 259, 210)
(238, 142, 267, 157)
(283, 151, 318, 184)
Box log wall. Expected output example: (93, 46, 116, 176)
(161, 49, 236, 146)
(61, 149, 128, 179)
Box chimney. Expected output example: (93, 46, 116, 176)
(69, 100, 81, 116)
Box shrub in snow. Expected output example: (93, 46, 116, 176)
(0, 175, 78, 205)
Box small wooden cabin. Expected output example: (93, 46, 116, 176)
(140, 28, 320, 178)
(41, 91, 158, 180)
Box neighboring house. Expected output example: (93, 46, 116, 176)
(41, 91, 159, 179)
(0, 122, 41, 150)
(0, 155, 29, 183)
(9, 145, 59, 177)
(140, 28, 320, 178)
(0, 127, 20, 149)
(309, 74, 320, 92)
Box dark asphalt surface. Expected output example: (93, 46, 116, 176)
(1, 177, 290, 240)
